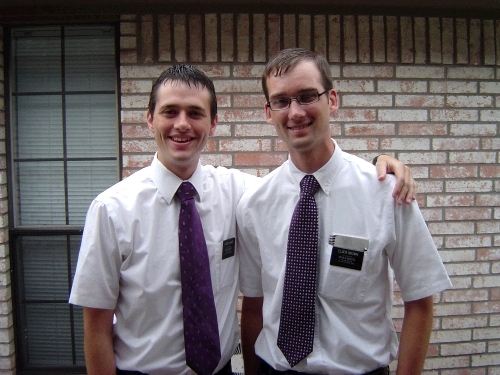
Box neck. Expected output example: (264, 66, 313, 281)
(156, 154, 198, 181)
(289, 139, 335, 174)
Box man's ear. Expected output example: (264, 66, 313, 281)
(146, 110, 154, 132)
(209, 114, 218, 136)
(265, 103, 274, 125)
(329, 89, 339, 116)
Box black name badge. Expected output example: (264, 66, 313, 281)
(222, 238, 236, 260)
(330, 247, 365, 271)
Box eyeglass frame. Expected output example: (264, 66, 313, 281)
(266, 90, 329, 111)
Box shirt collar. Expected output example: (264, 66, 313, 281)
(151, 153, 205, 204)
(287, 139, 342, 195)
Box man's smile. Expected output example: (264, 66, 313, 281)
(171, 136, 193, 143)
(287, 123, 312, 131)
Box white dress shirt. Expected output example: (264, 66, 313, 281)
(237, 140, 451, 374)
(70, 155, 257, 375)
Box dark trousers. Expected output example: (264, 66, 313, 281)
(116, 360, 233, 375)
(259, 359, 390, 375)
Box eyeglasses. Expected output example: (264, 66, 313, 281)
(267, 90, 328, 111)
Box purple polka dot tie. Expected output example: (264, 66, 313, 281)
(176, 182, 221, 375)
(277, 175, 320, 367)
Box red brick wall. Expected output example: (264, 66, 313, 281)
(127, 13, 498, 374)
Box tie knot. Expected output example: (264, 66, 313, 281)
(176, 181, 197, 202)
(300, 175, 319, 197)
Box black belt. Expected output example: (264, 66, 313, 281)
(117, 359, 233, 375)
(259, 359, 389, 375)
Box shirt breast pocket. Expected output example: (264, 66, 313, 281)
(319, 247, 371, 303)
(208, 238, 237, 293)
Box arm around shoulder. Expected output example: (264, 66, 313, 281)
(374, 154, 417, 206)
(83, 307, 116, 375)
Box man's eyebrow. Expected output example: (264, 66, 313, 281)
(158, 103, 207, 112)
(269, 88, 318, 99)
(157, 103, 177, 110)
(269, 92, 286, 99)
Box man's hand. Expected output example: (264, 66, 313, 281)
(375, 154, 417, 205)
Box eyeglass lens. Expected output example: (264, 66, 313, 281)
(269, 91, 326, 110)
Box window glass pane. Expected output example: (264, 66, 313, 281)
(25, 304, 74, 365)
(66, 94, 117, 158)
(13, 95, 63, 159)
(21, 236, 71, 300)
(67, 160, 118, 224)
(16, 162, 65, 225)
(17, 235, 85, 367)
(71, 238, 85, 365)
(65, 26, 116, 92)
(72, 305, 85, 365)
(70, 235, 82, 279)
(12, 28, 62, 93)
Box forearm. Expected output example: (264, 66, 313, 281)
(84, 307, 116, 375)
(396, 296, 434, 375)
(241, 296, 264, 375)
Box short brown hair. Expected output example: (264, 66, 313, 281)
(148, 65, 217, 122)
(262, 48, 333, 101)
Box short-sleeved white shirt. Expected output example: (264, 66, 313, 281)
(237, 140, 451, 374)
(70, 155, 257, 375)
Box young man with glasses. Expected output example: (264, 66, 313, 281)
(237, 48, 451, 375)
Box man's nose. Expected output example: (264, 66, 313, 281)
(288, 99, 306, 118)
(174, 112, 190, 130)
